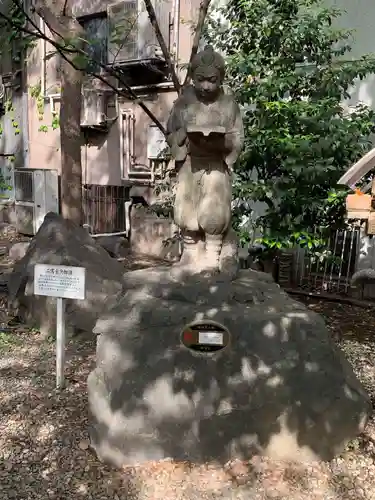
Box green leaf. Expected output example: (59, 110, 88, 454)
(207, 0, 373, 255)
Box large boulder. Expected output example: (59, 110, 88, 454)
(87, 267, 371, 467)
(8, 212, 125, 336)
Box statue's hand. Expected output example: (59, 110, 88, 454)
(175, 128, 187, 147)
(224, 133, 235, 153)
(166, 128, 187, 148)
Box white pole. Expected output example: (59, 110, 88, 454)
(56, 297, 66, 389)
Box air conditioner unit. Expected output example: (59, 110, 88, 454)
(80, 89, 109, 129)
(14, 169, 59, 235)
(107, 0, 170, 65)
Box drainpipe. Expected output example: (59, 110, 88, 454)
(40, 17, 46, 96)
(83, 229, 129, 238)
(172, 0, 180, 72)
(22, 0, 30, 168)
(21, 93, 29, 168)
(124, 200, 132, 237)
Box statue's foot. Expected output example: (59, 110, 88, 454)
(170, 256, 204, 277)
(199, 267, 220, 278)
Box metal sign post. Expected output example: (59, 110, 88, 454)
(34, 264, 86, 389)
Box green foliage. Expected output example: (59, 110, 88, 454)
(0, 2, 37, 65)
(30, 81, 60, 133)
(207, 0, 375, 254)
(30, 82, 45, 120)
(0, 4, 59, 135)
(107, 8, 138, 66)
(153, 169, 176, 218)
(4, 99, 21, 135)
(0, 4, 39, 195)
(51, 112, 60, 130)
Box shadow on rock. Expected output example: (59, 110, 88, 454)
(87, 266, 371, 467)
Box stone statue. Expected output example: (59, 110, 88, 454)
(87, 53, 370, 468)
(88, 57, 371, 466)
(166, 45, 244, 275)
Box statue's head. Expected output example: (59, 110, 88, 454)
(190, 45, 225, 102)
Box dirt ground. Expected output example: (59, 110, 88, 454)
(1, 255, 375, 499)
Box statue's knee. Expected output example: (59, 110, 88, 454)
(198, 208, 230, 235)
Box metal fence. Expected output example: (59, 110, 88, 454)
(79, 189, 375, 303)
(82, 184, 128, 236)
(277, 225, 359, 297)
(268, 221, 375, 303)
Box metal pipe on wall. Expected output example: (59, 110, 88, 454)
(127, 113, 132, 173)
(173, 0, 180, 69)
(21, 92, 30, 168)
(22, 0, 30, 168)
(83, 227, 128, 238)
(40, 16, 46, 96)
(124, 200, 132, 237)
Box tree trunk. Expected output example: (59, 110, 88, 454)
(59, 53, 83, 225)
(33, 1, 84, 225)
(182, 0, 212, 87)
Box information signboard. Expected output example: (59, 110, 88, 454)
(34, 264, 86, 389)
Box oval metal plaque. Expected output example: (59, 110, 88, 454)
(181, 320, 230, 354)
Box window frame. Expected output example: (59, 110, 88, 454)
(78, 12, 109, 74)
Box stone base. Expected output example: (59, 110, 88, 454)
(87, 267, 371, 468)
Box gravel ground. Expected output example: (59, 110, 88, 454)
(1, 277, 375, 498)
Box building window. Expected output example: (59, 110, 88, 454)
(79, 14, 108, 74)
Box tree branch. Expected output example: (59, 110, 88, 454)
(31, 0, 74, 40)
(62, 0, 69, 16)
(2, 1, 167, 134)
(182, 0, 212, 87)
(142, 0, 181, 93)
(109, 13, 139, 69)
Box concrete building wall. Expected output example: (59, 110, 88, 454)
(26, 0, 200, 187)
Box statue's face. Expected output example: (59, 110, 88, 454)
(193, 67, 222, 102)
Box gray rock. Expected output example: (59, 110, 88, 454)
(95, 236, 130, 258)
(351, 268, 375, 285)
(0, 268, 12, 290)
(8, 212, 125, 336)
(8, 241, 30, 261)
(87, 267, 371, 467)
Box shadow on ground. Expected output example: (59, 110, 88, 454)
(0, 293, 375, 499)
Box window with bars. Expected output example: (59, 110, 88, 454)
(80, 14, 109, 74)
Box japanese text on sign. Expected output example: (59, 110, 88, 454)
(198, 331, 224, 346)
(34, 264, 86, 300)
(45, 267, 73, 276)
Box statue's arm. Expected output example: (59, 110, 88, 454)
(166, 91, 190, 161)
(225, 101, 244, 171)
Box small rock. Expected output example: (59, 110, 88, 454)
(79, 439, 90, 450)
(0, 269, 12, 288)
(225, 459, 252, 485)
(0, 223, 17, 238)
(8, 241, 30, 261)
